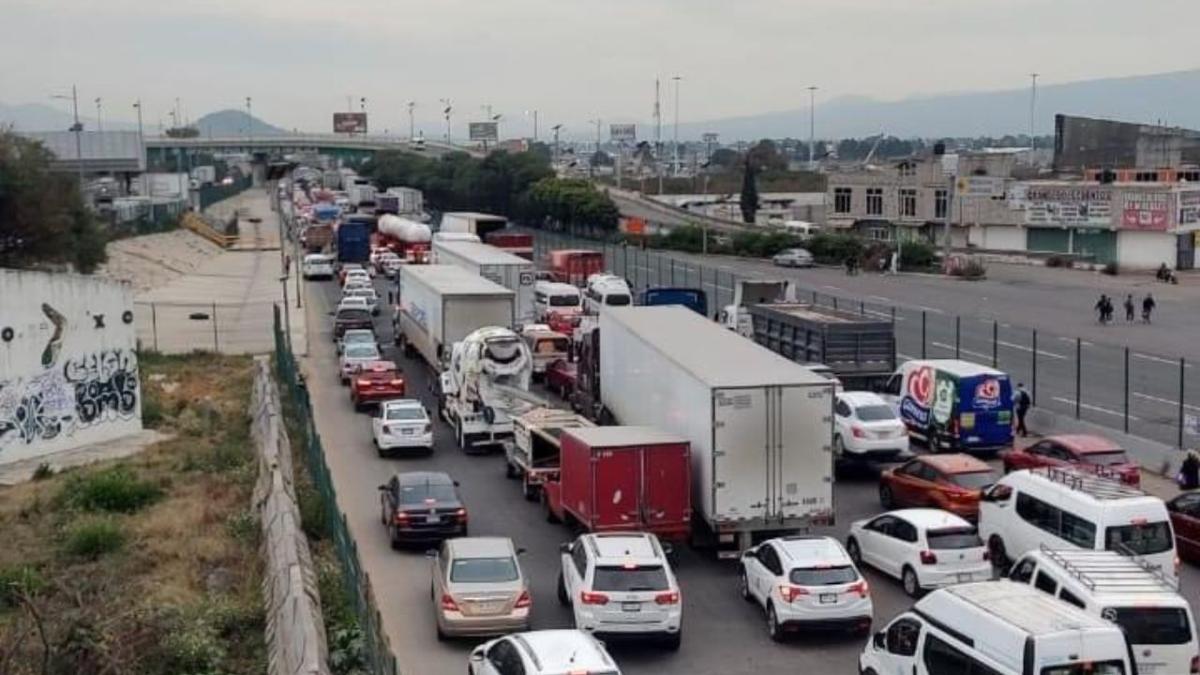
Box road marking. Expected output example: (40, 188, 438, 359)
(864, 309, 904, 322)
(931, 342, 990, 360)
(1132, 392, 1200, 412)
(1133, 353, 1190, 368)
(868, 295, 890, 303)
(1058, 337, 1094, 347)
(1051, 397, 1138, 420)
(915, 305, 945, 315)
(898, 353, 915, 360)
(996, 340, 1067, 360)
(822, 285, 842, 291)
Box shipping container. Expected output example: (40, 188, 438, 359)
(544, 426, 692, 542)
(393, 264, 515, 370)
(600, 306, 835, 555)
(748, 303, 896, 390)
(439, 212, 509, 240)
(546, 249, 604, 287)
(335, 220, 371, 265)
(484, 231, 534, 260)
(432, 239, 536, 323)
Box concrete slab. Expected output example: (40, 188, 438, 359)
(0, 428, 172, 485)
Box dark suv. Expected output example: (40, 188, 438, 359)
(333, 307, 373, 340)
(379, 471, 467, 548)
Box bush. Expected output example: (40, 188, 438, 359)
(160, 615, 226, 674)
(64, 517, 126, 559)
(1045, 254, 1074, 268)
(806, 232, 865, 265)
(1102, 261, 1119, 276)
(0, 565, 45, 608)
(141, 386, 166, 428)
(61, 466, 164, 513)
(31, 462, 55, 481)
(899, 241, 937, 271)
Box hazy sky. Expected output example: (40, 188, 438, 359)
(4, 0, 1198, 140)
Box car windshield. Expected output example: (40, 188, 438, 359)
(855, 404, 897, 421)
(450, 557, 519, 583)
(592, 566, 669, 592)
(948, 471, 996, 490)
(549, 295, 580, 307)
(398, 482, 457, 504)
(789, 565, 858, 586)
(385, 406, 425, 421)
(337, 309, 371, 322)
(534, 338, 570, 354)
(344, 332, 374, 344)
(604, 294, 631, 307)
(1080, 450, 1129, 466)
(926, 527, 983, 550)
(1105, 522, 1173, 555)
(1040, 663, 1125, 675)
(345, 345, 379, 358)
(1105, 607, 1192, 645)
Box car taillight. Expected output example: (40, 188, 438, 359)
(389, 379, 404, 387)
(356, 378, 370, 387)
(779, 585, 809, 603)
(454, 508, 468, 521)
(580, 591, 609, 605)
(514, 590, 532, 609)
(920, 550, 938, 565)
(394, 512, 410, 524)
(440, 593, 459, 612)
(848, 580, 870, 598)
(851, 426, 867, 439)
(654, 590, 680, 605)
(1190, 654, 1199, 674)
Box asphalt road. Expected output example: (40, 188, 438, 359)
(301, 269, 1200, 675)
(527, 231, 1200, 450)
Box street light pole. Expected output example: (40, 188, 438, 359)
(52, 85, 85, 192)
(407, 101, 416, 140)
(133, 100, 144, 169)
(1029, 73, 1039, 151)
(807, 85, 818, 170)
(552, 124, 563, 167)
(672, 75, 682, 177)
(525, 109, 538, 141)
(360, 97, 367, 135)
(94, 97, 102, 133)
(441, 99, 453, 144)
(245, 96, 253, 143)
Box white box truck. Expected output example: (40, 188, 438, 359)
(393, 265, 515, 370)
(439, 211, 509, 239)
(600, 305, 835, 556)
(432, 239, 536, 323)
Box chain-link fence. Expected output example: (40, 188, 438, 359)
(273, 306, 399, 675)
(530, 229, 1198, 449)
(135, 300, 279, 354)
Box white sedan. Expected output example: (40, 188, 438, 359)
(336, 296, 371, 314)
(342, 287, 379, 315)
(833, 391, 909, 461)
(338, 342, 381, 384)
(372, 399, 433, 456)
(845, 508, 991, 598)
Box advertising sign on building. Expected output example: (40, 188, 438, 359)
(468, 122, 499, 141)
(1178, 190, 1200, 228)
(1011, 184, 1113, 228)
(609, 124, 637, 142)
(964, 176, 1005, 198)
(333, 113, 368, 134)
(1121, 192, 1171, 231)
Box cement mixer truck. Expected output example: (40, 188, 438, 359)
(438, 326, 543, 452)
(376, 214, 432, 263)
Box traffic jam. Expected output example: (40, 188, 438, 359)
(291, 170, 1199, 675)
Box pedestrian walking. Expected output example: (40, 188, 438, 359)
(1014, 382, 1031, 437)
(1095, 294, 1111, 323)
(1178, 451, 1200, 490)
(1142, 293, 1156, 323)
(1124, 294, 1135, 322)
(889, 250, 899, 275)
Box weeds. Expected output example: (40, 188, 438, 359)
(31, 463, 55, 481)
(60, 466, 163, 513)
(0, 565, 45, 608)
(64, 517, 126, 559)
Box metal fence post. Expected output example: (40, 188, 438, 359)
(212, 302, 219, 352)
(1180, 358, 1187, 449)
(891, 306, 896, 324)
(658, 253, 664, 286)
(812, 289, 818, 304)
(860, 301, 865, 316)
(1075, 337, 1082, 419)
(955, 316, 961, 359)
(1031, 330, 1038, 406)
(992, 320, 998, 368)
(833, 296, 838, 311)
(671, 258, 676, 286)
(1124, 347, 1130, 434)
(151, 303, 158, 352)
(921, 311, 927, 359)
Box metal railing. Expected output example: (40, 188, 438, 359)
(529, 229, 1199, 450)
(273, 305, 400, 675)
(135, 300, 276, 354)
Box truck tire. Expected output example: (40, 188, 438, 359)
(505, 462, 518, 479)
(522, 475, 538, 502)
(543, 492, 560, 524)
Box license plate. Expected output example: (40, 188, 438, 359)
(621, 602, 640, 612)
(476, 602, 503, 614)
(425, 515, 440, 524)
(819, 593, 837, 604)
(956, 573, 971, 582)
(402, 428, 413, 435)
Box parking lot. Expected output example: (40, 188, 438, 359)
(302, 271, 1200, 675)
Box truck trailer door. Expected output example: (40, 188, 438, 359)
(712, 388, 770, 523)
(640, 442, 690, 532)
(592, 447, 640, 531)
(776, 385, 834, 522)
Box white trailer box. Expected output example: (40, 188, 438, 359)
(140, 172, 190, 199)
(440, 211, 509, 239)
(395, 264, 515, 370)
(190, 165, 217, 185)
(600, 305, 835, 554)
(432, 240, 536, 323)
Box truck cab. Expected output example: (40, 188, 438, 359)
(521, 325, 571, 379)
(720, 279, 793, 337)
(504, 408, 595, 500)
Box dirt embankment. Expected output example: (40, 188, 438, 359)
(97, 230, 223, 293)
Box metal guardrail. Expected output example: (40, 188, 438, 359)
(181, 212, 238, 248)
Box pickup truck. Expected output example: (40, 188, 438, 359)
(503, 407, 594, 500)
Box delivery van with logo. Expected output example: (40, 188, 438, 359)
(880, 359, 1013, 452)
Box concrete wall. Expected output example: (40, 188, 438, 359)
(1117, 230, 1176, 270)
(0, 270, 142, 465)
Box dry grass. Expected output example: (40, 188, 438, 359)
(0, 352, 265, 675)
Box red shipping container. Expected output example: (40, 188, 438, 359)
(547, 249, 604, 287)
(544, 426, 691, 542)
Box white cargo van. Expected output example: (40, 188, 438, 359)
(583, 274, 632, 313)
(533, 281, 581, 320)
(979, 467, 1178, 580)
(860, 581, 1137, 675)
(1008, 548, 1198, 674)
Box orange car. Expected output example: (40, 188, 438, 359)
(878, 454, 998, 520)
(350, 360, 406, 411)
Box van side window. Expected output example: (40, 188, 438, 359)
(1009, 558, 1036, 584)
(1015, 493, 1097, 548)
(1034, 571, 1058, 595)
(884, 374, 902, 396)
(923, 633, 1003, 675)
(1058, 588, 1086, 609)
(886, 617, 922, 657)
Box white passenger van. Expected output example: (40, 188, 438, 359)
(1008, 547, 1198, 674)
(582, 274, 632, 314)
(860, 581, 1137, 675)
(533, 281, 582, 320)
(979, 467, 1178, 580)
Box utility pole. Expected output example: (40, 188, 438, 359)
(94, 97, 102, 132)
(133, 100, 144, 169)
(526, 109, 538, 141)
(1029, 73, 1039, 151)
(807, 85, 818, 170)
(360, 97, 367, 134)
(552, 124, 563, 168)
(588, 118, 602, 177)
(245, 96, 253, 143)
(407, 101, 416, 140)
(52, 86, 85, 192)
(440, 99, 452, 144)
(654, 78, 662, 193)
(672, 75, 682, 177)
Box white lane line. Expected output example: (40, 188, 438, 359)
(915, 305, 945, 315)
(868, 295, 890, 303)
(822, 285, 842, 291)
(864, 309, 904, 322)
(1132, 392, 1200, 412)
(996, 340, 1067, 360)
(1133, 353, 1191, 368)
(931, 342, 991, 360)
(898, 353, 915, 360)
(1058, 337, 1095, 347)
(1051, 397, 1138, 420)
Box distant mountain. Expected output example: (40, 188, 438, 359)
(0, 102, 135, 132)
(682, 69, 1200, 141)
(193, 109, 286, 137)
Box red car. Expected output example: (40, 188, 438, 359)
(545, 309, 581, 336)
(879, 454, 998, 521)
(544, 359, 577, 399)
(1002, 434, 1139, 486)
(350, 360, 406, 411)
(1166, 492, 1200, 564)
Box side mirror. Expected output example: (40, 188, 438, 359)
(327, 311, 336, 316)
(469, 650, 485, 663)
(559, 542, 572, 554)
(377, 484, 388, 491)
(873, 630, 886, 650)
(424, 549, 438, 559)
(516, 547, 527, 555)
(452, 480, 460, 487)
(371, 408, 382, 418)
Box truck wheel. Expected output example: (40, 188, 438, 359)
(988, 535, 1011, 573)
(522, 476, 538, 501)
(543, 492, 560, 524)
(504, 462, 518, 479)
(879, 484, 895, 509)
(402, 339, 415, 358)
(557, 572, 570, 606)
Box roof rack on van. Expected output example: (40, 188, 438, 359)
(1035, 467, 1145, 501)
(1038, 544, 1179, 593)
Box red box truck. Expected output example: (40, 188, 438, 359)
(543, 426, 691, 542)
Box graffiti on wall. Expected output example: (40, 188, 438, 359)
(0, 300, 140, 454)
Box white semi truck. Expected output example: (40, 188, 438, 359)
(393, 265, 515, 370)
(432, 239, 536, 323)
(599, 305, 835, 556)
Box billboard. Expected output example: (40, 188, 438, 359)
(333, 113, 368, 134)
(1121, 192, 1171, 231)
(1010, 184, 1113, 228)
(960, 176, 1005, 198)
(468, 122, 498, 141)
(610, 124, 637, 142)
(1179, 190, 1200, 228)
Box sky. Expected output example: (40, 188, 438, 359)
(3, 0, 1199, 141)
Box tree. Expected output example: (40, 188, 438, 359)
(708, 147, 740, 170)
(746, 139, 788, 172)
(0, 131, 106, 273)
(739, 157, 759, 224)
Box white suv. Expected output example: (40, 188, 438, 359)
(469, 629, 621, 675)
(556, 532, 682, 649)
(739, 535, 873, 641)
